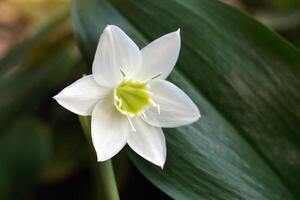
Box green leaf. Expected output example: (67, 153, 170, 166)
(40, 124, 88, 183)
(0, 47, 79, 129)
(71, 0, 300, 199)
(0, 7, 81, 130)
(0, 33, 80, 129)
(0, 115, 52, 200)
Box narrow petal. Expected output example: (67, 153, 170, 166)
(91, 98, 130, 161)
(92, 25, 142, 87)
(53, 75, 110, 116)
(127, 118, 166, 168)
(144, 80, 200, 127)
(137, 29, 180, 81)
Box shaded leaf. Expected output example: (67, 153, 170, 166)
(0, 36, 80, 129)
(0, 116, 52, 200)
(40, 124, 88, 183)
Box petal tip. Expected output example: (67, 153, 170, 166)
(106, 24, 120, 31)
(159, 163, 165, 169)
(155, 155, 166, 169)
(157, 159, 166, 169)
(52, 94, 59, 100)
(192, 110, 201, 123)
(176, 28, 181, 35)
(197, 111, 201, 119)
(104, 24, 114, 32)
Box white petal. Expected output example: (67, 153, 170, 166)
(92, 25, 142, 87)
(91, 98, 130, 161)
(144, 80, 200, 127)
(53, 75, 109, 116)
(127, 118, 166, 168)
(137, 30, 180, 81)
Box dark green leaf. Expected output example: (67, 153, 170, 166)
(40, 123, 88, 183)
(0, 115, 52, 200)
(71, 0, 300, 199)
(0, 36, 80, 129)
(0, 7, 81, 129)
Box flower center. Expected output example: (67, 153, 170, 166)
(114, 81, 151, 117)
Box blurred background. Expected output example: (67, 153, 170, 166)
(0, 0, 299, 199)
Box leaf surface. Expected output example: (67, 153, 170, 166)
(71, 0, 300, 199)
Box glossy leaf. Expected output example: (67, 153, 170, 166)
(71, 0, 300, 199)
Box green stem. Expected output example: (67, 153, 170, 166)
(79, 116, 120, 200)
(99, 160, 120, 200)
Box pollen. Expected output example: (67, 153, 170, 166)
(114, 81, 151, 116)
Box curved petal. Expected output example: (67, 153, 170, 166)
(53, 75, 109, 116)
(127, 118, 166, 168)
(91, 98, 130, 161)
(137, 30, 180, 81)
(92, 25, 142, 87)
(144, 80, 200, 127)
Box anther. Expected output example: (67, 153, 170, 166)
(120, 68, 126, 77)
(151, 72, 162, 80)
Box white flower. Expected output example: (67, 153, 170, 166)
(54, 25, 200, 168)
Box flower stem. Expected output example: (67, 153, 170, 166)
(99, 160, 120, 200)
(79, 116, 120, 200)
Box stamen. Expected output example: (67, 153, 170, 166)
(144, 72, 163, 82)
(150, 100, 156, 106)
(114, 80, 150, 116)
(114, 95, 122, 108)
(120, 68, 126, 77)
(150, 100, 161, 115)
(142, 112, 147, 119)
(151, 72, 162, 80)
(117, 99, 122, 108)
(126, 113, 136, 132)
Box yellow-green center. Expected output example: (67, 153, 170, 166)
(114, 81, 151, 116)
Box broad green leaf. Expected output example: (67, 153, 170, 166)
(0, 36, 80, 129)
(71, 0, 300, 199)
(0, 116, 52, 200)
(40, 124, 88, 183)
(0, 6, 81, 129)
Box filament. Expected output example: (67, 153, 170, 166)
(126, 113, 136, 132)
(150, 100, 161, 115)
(142, 112, 147, 119)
